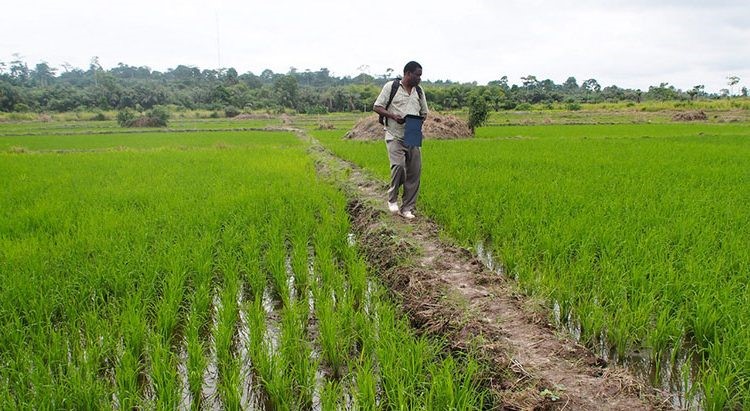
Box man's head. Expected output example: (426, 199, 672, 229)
(403, 61, 422, 87)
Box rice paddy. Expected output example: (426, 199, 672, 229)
(314, 120, 750, 409)
(3, 111, 749, 409)
(0, 123, 487, 408)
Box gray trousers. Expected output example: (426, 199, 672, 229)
(386, 139, 421, 212)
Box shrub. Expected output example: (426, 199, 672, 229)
(467, 97, 489, 132)
(14, 103, 30, 112)
(117, 106, 169, 127)
(117, 109, 137, 127)
(500, 101, 517, 110)
(91, 112, 108, 121)
(224, 106, 241, 118)
(515, 103, 532, 111)
(299, 105, 327, 115)
(566, 102, 582, 111)
(146, 106, 170, 127)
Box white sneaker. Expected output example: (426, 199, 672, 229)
(400, 210, 415, 219)
(388, 202, 399, 214)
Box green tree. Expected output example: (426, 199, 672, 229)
(687, 85, 705, 101)
(646, 82, 680, 101)
(467, 94, 489, 133)
(581, 78, 601, 93)
(9, 55, 29, 84)
(274, 75, 299, 110)
(0, 81, 22, 111)
(31, 62, 56, 87)
(89, 56, 103, 87)
(563, 76, 579, 91)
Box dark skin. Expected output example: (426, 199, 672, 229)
(374, 68, 424, 124)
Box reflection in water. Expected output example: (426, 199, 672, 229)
(475, 240, 701, 409)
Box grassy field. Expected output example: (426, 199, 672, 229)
(313, 117, 750, 409)
(0, 125, 487, 408)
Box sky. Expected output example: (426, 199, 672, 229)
(2, 0, 749, 93)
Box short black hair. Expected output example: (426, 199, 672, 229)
(404, 61, 422, 74)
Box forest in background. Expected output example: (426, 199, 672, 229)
(0, 58, 746, 114)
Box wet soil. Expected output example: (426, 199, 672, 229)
(303, 130, 672, 410)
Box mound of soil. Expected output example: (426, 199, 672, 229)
(672, 111, 707, 121)
(345, 113, 472, 140)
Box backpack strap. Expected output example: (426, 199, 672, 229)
(415, 85, 424, 113)
(382, 79, 401, 126)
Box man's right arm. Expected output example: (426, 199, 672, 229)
(373, 105, 404, 124)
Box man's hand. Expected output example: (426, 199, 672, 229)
(374, 105, 404, 124)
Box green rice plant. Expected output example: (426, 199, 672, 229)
(316, 292, 350, 379)
(279, 300, 317, 408)
(342, 244, 368, 312)
(48, 316, 114, 409)
(645, 307, 683, 366)
(426, 356, 485, 410)
(149, 332, 180, 409)
(185, 282, 210, 404)
(290, 229, 311, 298)
(119, 295, 149, 365)
(320, 379, 343, 411)
(115, 348, 142, 409)
(154, 268, 187, 347)
(699, 356, 739, 411)
(115, 294, 149, 408)
(312, 220, 348, 302)
(244, 235, 268, 304)
(244, 297, 281, 406)
(266, 219, 291, 307)
(375, 301, 432, 409)
(353, 356, 378, 410)
(215, 272, 241, 408)
(245, 297, 268, 364)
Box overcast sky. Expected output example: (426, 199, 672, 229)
(2, 0, 749, 93)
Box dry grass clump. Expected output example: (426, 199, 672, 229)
(672, 111, 707, 121)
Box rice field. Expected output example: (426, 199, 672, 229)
(314, 121, 750, 409)
(0, 124, 487, 408)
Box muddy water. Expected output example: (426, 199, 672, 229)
(475, 240, 702, 410)
(176, 346, 191, 409)
(194, 289, 268, 410)
(157, 236, 371, 409)
(198, 293, 222, 409)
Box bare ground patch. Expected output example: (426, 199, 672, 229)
(303, 130, 671, 410)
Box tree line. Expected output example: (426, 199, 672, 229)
(0, 57, 746, 114)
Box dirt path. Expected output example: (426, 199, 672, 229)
(303, 131, 670, 410)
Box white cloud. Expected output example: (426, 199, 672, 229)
(1, 0, 748, 92)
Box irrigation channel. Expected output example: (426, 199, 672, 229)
(301, 129, 671, 410)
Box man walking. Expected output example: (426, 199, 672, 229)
(373, 61, 429, 219)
